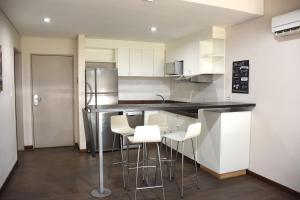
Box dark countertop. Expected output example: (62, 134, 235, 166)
(86, 101, 256, 113)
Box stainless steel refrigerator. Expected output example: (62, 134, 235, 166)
(85, 62, 119, 151)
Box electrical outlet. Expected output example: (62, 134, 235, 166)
(225, 95, 232, 101)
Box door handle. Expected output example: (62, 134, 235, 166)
(33, 94, 42, 106)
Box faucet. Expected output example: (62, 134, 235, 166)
(156, 94, 165, 104)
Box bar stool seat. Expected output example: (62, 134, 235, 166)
(111, 127, 134, 136)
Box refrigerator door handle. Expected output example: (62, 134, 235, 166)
(86, 82, 93, 105)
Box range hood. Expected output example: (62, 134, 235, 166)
(175, 74, 213, 83)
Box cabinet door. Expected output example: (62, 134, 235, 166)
(141, 49, 154, 76)
(130, 49, 154, 77)
(116, 48, 130, 76)
(154, 49, 165, 77)
(130, 49, 142, 76)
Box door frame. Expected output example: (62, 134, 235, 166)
(14, 48, 24, 150)
(30, 54, 75, 148)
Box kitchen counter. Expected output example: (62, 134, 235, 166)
(86, 101, 256, 194)
(86, 101, 256, 113)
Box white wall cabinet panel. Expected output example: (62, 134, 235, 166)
(141, 49, 154, 76)
(153, 49, 165, 77)
(85, 48, 115, 62)
(130, 49, 154, 77)
(130, 49, 142, 76)
(116, 48, 130, 76)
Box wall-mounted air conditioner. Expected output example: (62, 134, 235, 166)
(272, 9, 300, 37)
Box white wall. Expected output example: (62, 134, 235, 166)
(225, 0, 300, 192)
(119, 77, 170, 100)
(0, 10, 21, 188)
(21, 37, 77, 146)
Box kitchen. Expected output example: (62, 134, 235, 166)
(0, 0, 300, 200)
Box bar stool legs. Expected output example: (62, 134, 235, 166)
(157, 143, 166, 200)
(134, 143, 165, 200)
(134, 145, 141, 200)
(108, 133, 117, 179)
(191, 139, 199, 189)
(120, 136, 126, 189)
(174, 139, 199, 198)
(181, 141, 185, 198)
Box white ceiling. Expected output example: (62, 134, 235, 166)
(0, 0, 259, 42)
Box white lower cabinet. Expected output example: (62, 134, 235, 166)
(198, 109, 251, 175)
(160, 109, 252, 178)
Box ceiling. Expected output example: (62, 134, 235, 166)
(0, 0, 259, 42)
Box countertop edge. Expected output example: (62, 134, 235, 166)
(86, 102, 256, 113)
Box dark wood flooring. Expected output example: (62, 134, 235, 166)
(0, 147, 299, 200)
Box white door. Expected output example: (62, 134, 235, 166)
(32, 55, 74, 148)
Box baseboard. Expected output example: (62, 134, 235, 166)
(246, 170, 300, 197)
(24, 145, 33, 151)
(79, 149, 87, 153)
(0, 160, 18, 195)
(200, 165, 246, 179)
(74, 143, 87, 153)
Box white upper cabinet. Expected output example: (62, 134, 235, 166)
(85, 48, 115, 63)
(199, 38, 225, 74)
(116, 47, 164, 77)
(85, 38, 165, 77)
(116, 47, 130, 76)
(130, 49, 144, 76)
(166, 26, 225, 76)
(153, 49, 165, 77)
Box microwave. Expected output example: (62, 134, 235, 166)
(165, 61, 183, 75)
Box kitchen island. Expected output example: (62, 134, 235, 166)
(86, 101, 255, 198)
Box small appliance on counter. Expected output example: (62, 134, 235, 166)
(166, 60, 183, 75)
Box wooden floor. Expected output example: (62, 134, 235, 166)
(0, 147, 299, 200)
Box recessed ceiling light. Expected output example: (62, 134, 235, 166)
(144, 0, 154, 2)
(150, 26, 157, 32)
(43, 17, 51, 23)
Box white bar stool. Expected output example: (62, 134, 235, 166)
(146, 113, 170, 152)
(127, 125, 165, 200)
(147, 113, 176, 179)
(163, 122, 202, 198)
(109, 115, 134, 188)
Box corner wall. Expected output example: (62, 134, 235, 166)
(0, 10, 21, 188)
(225, 0, 300, 192)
